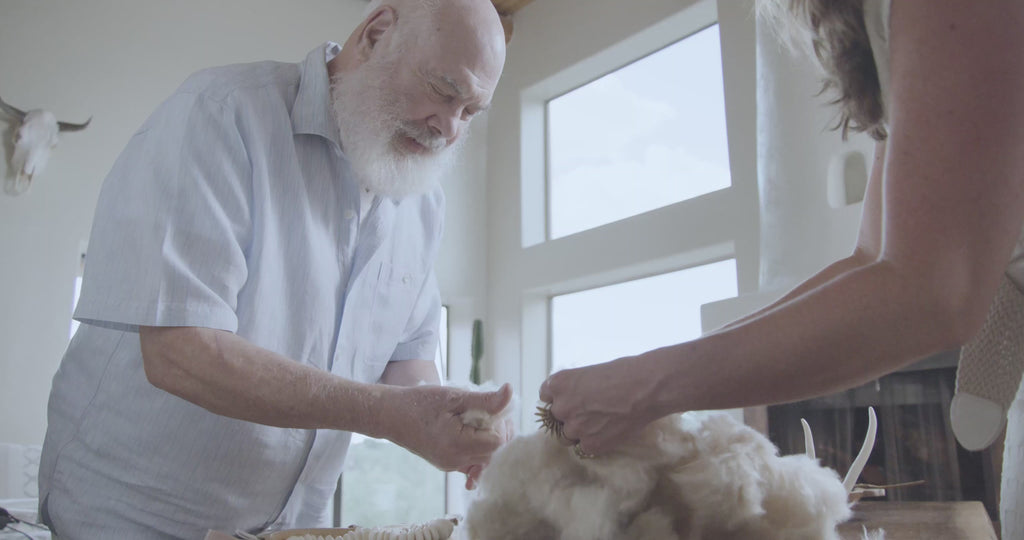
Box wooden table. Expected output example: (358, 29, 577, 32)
(207, 502, 998, 540)
(838, 502, 998, 539)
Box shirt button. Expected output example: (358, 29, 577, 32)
(343, 210, 356, 220)
(402, 275, 411, 285)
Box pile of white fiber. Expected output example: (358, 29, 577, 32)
(462, 411, 866, 540)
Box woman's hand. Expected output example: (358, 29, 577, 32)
(539, 355, 667, 456)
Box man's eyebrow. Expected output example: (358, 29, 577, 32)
(432, 73, 466, 99)
(425, 70, 490, 111)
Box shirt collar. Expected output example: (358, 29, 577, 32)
(292, 42, 342, 149)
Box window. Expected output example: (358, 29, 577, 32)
(496, 0, 757, 458)
(551, 260, 737, 373)
(339, 306, 450, 527)
(69, 250, 86, 339)
(547, 24, 732, 239)
(339, 437, 445, 527)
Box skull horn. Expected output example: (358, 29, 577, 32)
(0, 95, 26, 121)
(58, 117, 92, 132)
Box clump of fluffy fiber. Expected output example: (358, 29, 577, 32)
(462, 411, 854, 540)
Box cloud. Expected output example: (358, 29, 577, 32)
(550, 143, 730, 238)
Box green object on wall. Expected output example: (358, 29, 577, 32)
(470, 319, 483, 385)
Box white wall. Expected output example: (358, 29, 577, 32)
(754, 14, 876, 292)
(0, 0, 493, 445)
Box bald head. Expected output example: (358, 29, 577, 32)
(354, 0, 505, 70)
(335, 0, 506, 141)
(328, 0, 506, 199)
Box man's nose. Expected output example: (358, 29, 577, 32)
(428, 110, 463, 142)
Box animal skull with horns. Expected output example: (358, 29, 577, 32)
(0, 95, 91, 195)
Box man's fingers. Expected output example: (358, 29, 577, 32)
(458, 382, 513, 415)
(458, 462, 483, 476)
(488, 382, 513, 414)
(464, 471, 478, 490)
(459, 422, 504, 453)
(457, 459, 490, 489)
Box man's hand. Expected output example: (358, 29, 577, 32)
(382, 383, 513, 483)
(458, 407, 514, 489)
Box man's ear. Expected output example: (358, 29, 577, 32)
(358, 6, 397, 60)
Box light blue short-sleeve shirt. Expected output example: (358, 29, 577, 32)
(38, 43, 443, 539)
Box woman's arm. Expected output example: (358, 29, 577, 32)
(543, 0, 1024, 455)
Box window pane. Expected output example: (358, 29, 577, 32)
(70, 276, 83, 339)
(551, 260, 737, 372)
(341, 436, 445, 528)
(339, 307, 450, 527)
(547, 24, 732, 239)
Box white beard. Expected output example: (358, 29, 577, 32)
(331, 62, 463, 200)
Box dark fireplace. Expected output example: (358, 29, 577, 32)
(764, 350, 1003, 522)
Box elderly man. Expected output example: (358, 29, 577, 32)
(37, 0, 508, 538)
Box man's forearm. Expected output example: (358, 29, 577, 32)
(139, 326, 396, 438)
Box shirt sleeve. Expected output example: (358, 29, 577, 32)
(389, 269, 441, 363)
(75, 90, 252, 333)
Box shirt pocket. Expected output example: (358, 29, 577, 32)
(362, 261, 424, 367)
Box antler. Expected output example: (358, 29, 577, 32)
(802, 407, 881, 502)
(843, 406, 878, 493)
(0, 95, 26, 121)
(58, 117, 92, 132)
(801, 418, 816, 460)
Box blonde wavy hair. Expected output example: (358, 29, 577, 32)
(759, 0, 887, 141)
